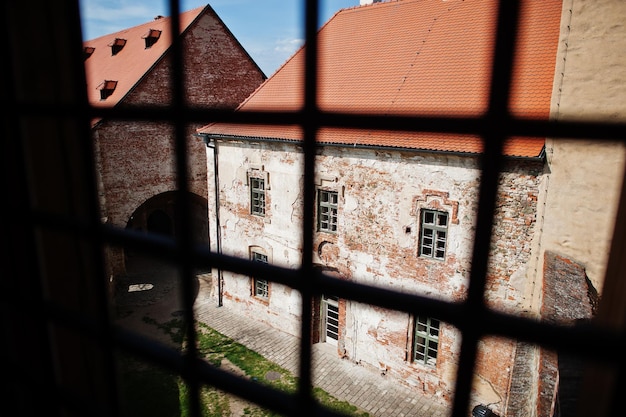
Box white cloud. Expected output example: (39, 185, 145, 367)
(79, 0, 355, 75)
(274, 37, 304, 54)
(80, 0, 167, 39)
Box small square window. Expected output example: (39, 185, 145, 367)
(318, 190, 338, 233)
(419, 209, 448, 260)
(110, 38, 126, 55)
(144, 29, 162, 48)
(250, 177, 265, 216)
(83, 46, 95, 60)
(98, 80, 118, 100)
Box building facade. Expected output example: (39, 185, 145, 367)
(197, 1, 574, 414)
(84, 5, 266, 280)
(202, 136, 547, 411)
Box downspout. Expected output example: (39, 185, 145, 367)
(202, 134, 223, 307)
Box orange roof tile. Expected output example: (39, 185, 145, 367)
(84, 6, 206, 124)
(199, 0, 562, 158)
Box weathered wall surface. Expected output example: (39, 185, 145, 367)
(94, 9, 265, 275)
(535, 251, 596, 417)
(95, 122, 199, 227)
(209, 141, 305, 336)
(208, 140, 543, 411)
(507, 341, 540, 417)
(507, 2, 626, 415)
(542, 251, 596, 324)
(200, 2, 626, 414)
(536, 0, 626, 300)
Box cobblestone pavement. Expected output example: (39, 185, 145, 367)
(194, 283, 450, 417)
(115, 260, 450, 417)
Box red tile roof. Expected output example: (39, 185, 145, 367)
(84, 6, 206, 124)
(199, 0, 562, 158)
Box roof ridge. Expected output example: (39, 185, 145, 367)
(198, 0, 561, 159)
(84, 5, 209, 124)
(84, 5, 206, 43)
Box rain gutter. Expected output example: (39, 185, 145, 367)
(196, 133, 547, 162)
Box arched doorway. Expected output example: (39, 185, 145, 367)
(115, 191, 208, 308)
(147, 209, 173, 236)
(124, 191, 209, 270)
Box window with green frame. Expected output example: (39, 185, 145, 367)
(250, 177, 265, 216)
(252, 251, 269, 298)
(419, 209, 448, 260)
(414, 316, 440, 366)
(317, 189, 338, 233)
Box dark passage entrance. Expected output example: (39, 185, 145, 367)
(147, 209, 173, 236)
(125, 191, 209, 266)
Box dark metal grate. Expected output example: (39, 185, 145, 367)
(3, 1, 626, 417)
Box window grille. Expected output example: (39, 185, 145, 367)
(252, 251, 269, 298)
(419, 209, 448, 260)
(414, 316, 440, 366)
(250, 177, 266, 216)
(4, 1, 626, 417)
(318, 189, 338, 233)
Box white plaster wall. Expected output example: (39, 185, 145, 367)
(205, 142, 219, 300)
(537, 0, 626, 298)
(210, 139, 543, 403)
(315, 147, 478, 299)
(343, 300, 462, 402)
(212, 140, 305, 336)
(315, 147, 541, 404)
(314, 147, 542, 312)
(217, 141, 304, 267)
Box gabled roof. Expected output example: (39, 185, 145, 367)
(84, 6, 206, 123)
(198, 0, 562, 158)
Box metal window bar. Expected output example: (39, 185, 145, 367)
(250, 177, 266, 216)
(420, 209, 448, 259)
(322, 295, 340, 343)
(252, 252, 269, 298)
(255, 279, 269, 299)
(414, 316, 440, 366)
(4, 1, 626, 417)
(318, 190, 338, 232)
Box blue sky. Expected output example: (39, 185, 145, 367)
(80, 0, 359, 76)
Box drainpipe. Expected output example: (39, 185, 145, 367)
(202, 135, 223, 307)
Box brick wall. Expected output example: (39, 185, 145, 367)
(94, 8, 265, 277)
(541, 251, 595, 323)
(507, 342, 540, 417)
(536, 251, 596, 417)
(211, 141, 544, 409)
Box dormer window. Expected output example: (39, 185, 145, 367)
(109, 38, 126, 55)
(98, 80, 118, 100)
(143, 29, 161, 48)
(83, 46, 95, 60)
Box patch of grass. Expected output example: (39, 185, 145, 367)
(179, 380, 231, 417)
(196, 322, 297, 393)
(195, 322, 369, 417)
(241, 405, 284, 417)
(117, 353, 182, 417)
(119, 316, 369, 417)
(144, 316, 186, 345)
(313, 387, 370, 417)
